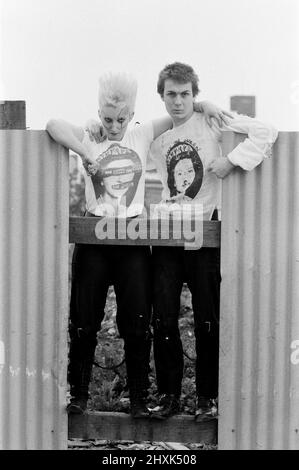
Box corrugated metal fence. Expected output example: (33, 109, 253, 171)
(0, 130, 69, 449)
(219, 131, 299, 449)
(0, 129, 298, 449)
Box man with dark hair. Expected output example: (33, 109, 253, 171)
(149, 61, 278, 420)
(157, 62, 200, 98)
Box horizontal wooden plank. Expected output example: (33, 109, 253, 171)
(69, 216, 220, 247)
(68, 411, 217, 444)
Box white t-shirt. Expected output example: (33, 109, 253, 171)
(149, 112, 278, 220)
(80, 122, 154, 217)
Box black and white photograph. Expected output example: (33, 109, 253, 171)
(0, 0, 298, 458)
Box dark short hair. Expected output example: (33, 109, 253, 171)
(157, 62, 200, 98)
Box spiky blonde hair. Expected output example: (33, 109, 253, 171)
(98, 72, 138, 113)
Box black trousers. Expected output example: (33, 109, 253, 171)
(68, 243, 152, 400)
(152, 246, 220, 399)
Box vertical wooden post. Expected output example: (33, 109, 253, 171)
(0, 101, 26, 129)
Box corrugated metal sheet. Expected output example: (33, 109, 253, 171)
(0, 130, 69, 449)
(219, 131, 299, 450)
(1, 128, 298, 449)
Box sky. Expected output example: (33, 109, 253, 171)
(0, 0, 299, 130)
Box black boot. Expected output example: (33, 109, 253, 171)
(67, 356, 93, 415)
(67, 325, 97, 414)
(124, 337, 151, 419)
(130, 395, 151, 419)
(151, 393, 180, 420)
(66, 396, 88, 414)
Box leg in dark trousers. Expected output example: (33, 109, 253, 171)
(113, 246, 152, 417)
(68, 244, 110, 413)
(184, 247, 221, 400)
(152, 247, 184, 398)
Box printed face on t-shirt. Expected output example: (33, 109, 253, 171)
(166, 140, 204, 199)
(90, 143, 142, 209)
(101, 158, 134, 201)
(173, 158, 196, 193)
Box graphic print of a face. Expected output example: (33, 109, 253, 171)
(167, 141, 203, 199)
(101, 159, 134, 200)
(91, 144, 142, 209)
(173, 158, 196, 193)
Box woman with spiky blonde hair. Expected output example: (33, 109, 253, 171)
(46, 70, 230, 418)
(98, 72, 137, 115)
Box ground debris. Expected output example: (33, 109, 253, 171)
(187, 442, 217, 450)
(165, 442, 190, 450)
(152, 442, 171, 450)
(92, 440, 109, 446)
(68, 439, 212, 451)
(68, 439, 93, 448)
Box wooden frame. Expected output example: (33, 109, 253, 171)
(69, 217, 221, 247)
(68, 215, 220, 444)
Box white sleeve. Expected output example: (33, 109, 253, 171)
(221, 114, 278, 171)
